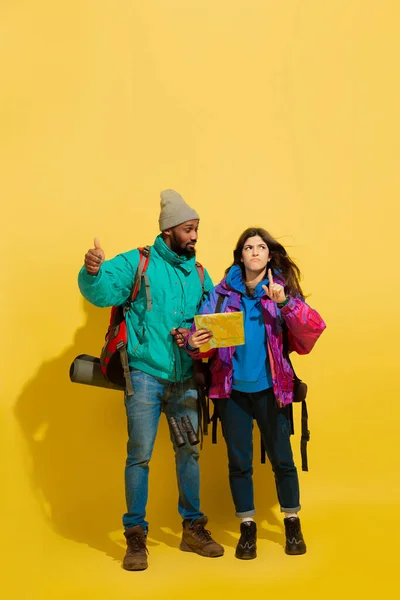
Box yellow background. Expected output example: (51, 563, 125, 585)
(1, 1, 399, 598)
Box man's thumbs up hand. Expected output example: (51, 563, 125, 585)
(84, 237, 105, 275)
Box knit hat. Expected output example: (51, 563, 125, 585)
(158, 189, 200, 231)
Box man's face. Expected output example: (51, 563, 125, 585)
(164, 219, 199, 257)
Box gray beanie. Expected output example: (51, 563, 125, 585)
(158, 189, 200, 231)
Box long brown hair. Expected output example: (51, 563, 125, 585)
(226, 227, 304, 298)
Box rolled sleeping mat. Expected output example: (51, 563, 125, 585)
(69, 354, 124, 392)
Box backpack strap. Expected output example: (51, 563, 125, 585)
(211, 401, 220, 444)
(118, 246, 151, 395)
(300, 400, 310, 472)
(192, 359, 210, 445)
(260, 437, 266, 464)
(191, 267, 211, 444)
(260, 402, 309, 470)
(211, 413, 218, 444)
(195, 262, 207, 305)
(281, 319, 310, 472)
(117, 340, 134, 396)
(215, 293, 225, 313)
(208, 291, 225, 445)
(128, 246, 151, 312)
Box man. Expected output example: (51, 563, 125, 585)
(78, 189, 224, 570)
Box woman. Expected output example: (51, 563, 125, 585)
(185, 227, 326, 559)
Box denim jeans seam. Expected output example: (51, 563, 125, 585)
(236, 509, 256, 518)
(280, 505, 301, 513)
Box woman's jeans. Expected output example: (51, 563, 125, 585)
(123, 369, 204, 531)
(218, 388, 300, 517)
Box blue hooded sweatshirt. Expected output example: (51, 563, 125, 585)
(225, 265, 273, 393)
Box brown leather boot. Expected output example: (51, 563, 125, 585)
(123, 525, 149, 570)
(180, 517, 224, 557)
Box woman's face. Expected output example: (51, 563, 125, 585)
(241, 235, 270, 274)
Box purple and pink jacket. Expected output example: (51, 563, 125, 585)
(186, 276, 326, 407)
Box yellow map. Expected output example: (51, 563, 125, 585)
(194, 311, 245, 352)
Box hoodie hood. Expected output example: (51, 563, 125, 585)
(225, 264, 269, 299)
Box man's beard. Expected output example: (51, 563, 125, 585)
(170, 239, 196, 258)
(182, 246, 196, 259)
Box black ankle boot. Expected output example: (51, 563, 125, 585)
(235, 521, 257, 560)
(284, 517, 307, 555)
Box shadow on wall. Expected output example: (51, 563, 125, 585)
(14, 300, 283, 563)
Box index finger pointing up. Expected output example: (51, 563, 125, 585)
(268, 268, 273, 285)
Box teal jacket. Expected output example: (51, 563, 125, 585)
(78, 235, 213, 382)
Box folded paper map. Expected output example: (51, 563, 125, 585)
(194, 311, 245, 352)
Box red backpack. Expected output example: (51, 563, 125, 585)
(99, 246, 205, 396)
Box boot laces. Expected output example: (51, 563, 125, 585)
(128, 534, 149, 554)
(192, 523, 213, 543)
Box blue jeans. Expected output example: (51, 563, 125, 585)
(123, 369, 204, 531)
(218, 388, 300, 517)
